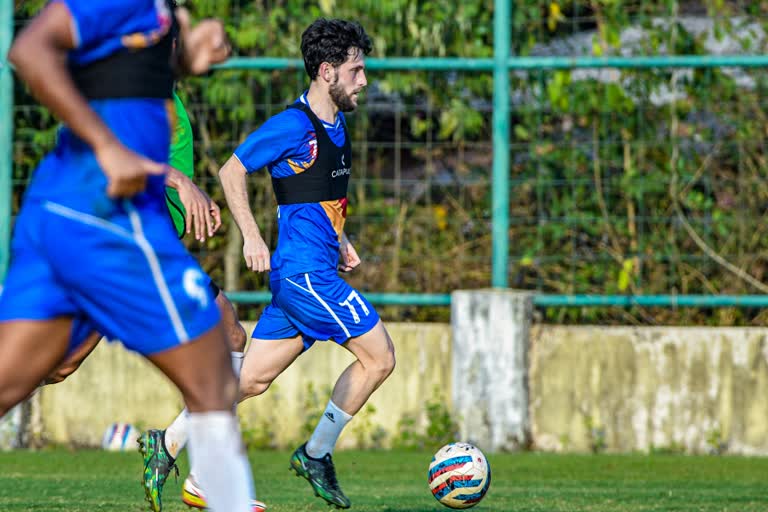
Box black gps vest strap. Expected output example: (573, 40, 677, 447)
(70, 16, 175, 99)
(271, 102, 352, 205)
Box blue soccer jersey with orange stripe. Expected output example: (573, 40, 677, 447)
(234, 93, 350, 280)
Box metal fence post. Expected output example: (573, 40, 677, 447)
(492, 0, 511, 288)
(0, 0, 13, 282)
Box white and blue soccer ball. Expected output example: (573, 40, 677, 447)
(101, 422, 139, 452)
(428, 442, 491, 509)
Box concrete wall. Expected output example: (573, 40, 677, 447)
(530, 326, 768, 454)
(30, 322, 768, 454)
(36, 322, 452, 449)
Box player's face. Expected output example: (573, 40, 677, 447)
(329, 48, 367, 112)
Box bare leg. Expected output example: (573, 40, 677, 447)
(215, 292, 247, 353)
(238, 335, 304, 400)
(147, 323, 236, 411)
(289, 323, 395, 509)
(147, 323, 252, 512)
(43, 331, 101, 385)
(0, 318, 72, 415)
(331, 320, 396, 415)
(163, 292, 249, 458)
(303, 321, 395, 459)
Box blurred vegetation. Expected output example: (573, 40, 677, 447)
(11, 1, 768, 325)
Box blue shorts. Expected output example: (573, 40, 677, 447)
(67, 275, 221, 355)
(253, 269, 380, 351)
(0, 199, 221, 356)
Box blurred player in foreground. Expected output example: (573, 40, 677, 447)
(0, 2, 254, 511)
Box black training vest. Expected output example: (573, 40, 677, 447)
(70, 2, 176, 100)
(271, 102, 352, 205)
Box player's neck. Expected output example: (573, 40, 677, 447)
(305, 86, 338, 125)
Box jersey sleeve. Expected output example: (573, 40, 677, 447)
(233, 109, 310, 174)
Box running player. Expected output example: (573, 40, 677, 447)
(38, 90, 260, 511)
(0, 2, 253, 511)
(226, 19, 395, 509)
(44, 92, 245, 388)
(140, 18, 396, 510)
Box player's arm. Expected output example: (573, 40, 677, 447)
(8, 3, 165, 197)
(218, 156, 271, 272)
(339, 231, 361, 272)
(166, 167, 221, 241)
(9, 3, 113, 153)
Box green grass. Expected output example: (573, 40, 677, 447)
(1, 449, 767, 511)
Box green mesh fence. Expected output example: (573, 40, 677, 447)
(9, 1, 768, 324)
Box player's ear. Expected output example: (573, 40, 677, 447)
(319, 62, 334, 84)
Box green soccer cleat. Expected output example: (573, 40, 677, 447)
(289, 443, 350, 509)
(138, 429, 178, 512)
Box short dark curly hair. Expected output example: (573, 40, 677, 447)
(301, 18, 373, 80)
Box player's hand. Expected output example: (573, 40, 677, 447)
(176, 8, 231, 75)
(339, 233, 361, 272)
(172, 170, 221, 241)
(243, 235, 270, 272)
(95, 141, 167, 198)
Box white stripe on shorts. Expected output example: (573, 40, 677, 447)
(124, 201, 189, 342)
(287, 273, 351, 339)
(44, 200, 190, 343)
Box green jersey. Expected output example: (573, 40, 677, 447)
(166, 92, 194, 237)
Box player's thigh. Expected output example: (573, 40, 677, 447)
(0, 318, 72, 410)
(147, 322, 236, 412)
(245, 303, 305, 382)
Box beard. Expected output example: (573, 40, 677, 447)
(329, 78, 358, 112)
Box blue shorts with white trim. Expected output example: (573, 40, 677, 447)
(0, 199, 221, 356)
(253, 269, 380, 351)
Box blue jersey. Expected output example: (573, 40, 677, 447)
(234, 93, 348, 279)
(24, 0, 174, 215)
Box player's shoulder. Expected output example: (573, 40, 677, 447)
(266, 104, 314, 129)
(253, 104, 315, 141)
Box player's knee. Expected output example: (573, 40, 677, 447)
(371, 349, 396, 383)
(43, 371, 68, 385)
(44, 362, 79, 385)
(186, 369, 239, 411)
(230, 323, 248, 353)
(222, 371, 239, 406)
(239, 374, 271, 399)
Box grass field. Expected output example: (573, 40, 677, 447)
(1, 449, 767, 511)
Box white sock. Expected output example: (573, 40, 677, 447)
(305, 400, 353, 458)
(164, 409, 189, 460)
(231, 351, 244, 378)
(187, 411, 254, 512)
(180, 351, 243, 470)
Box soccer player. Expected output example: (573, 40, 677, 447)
(39, 90, 261, 511)
(0, 2, 254, 511)
(44, 92, 244, 389)
(227, 19, 396, 508)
